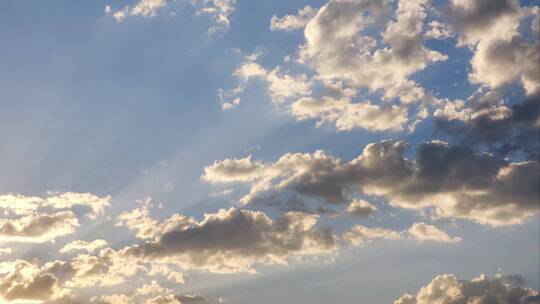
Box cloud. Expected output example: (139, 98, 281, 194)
(176, 294, 221, 304)
(107, 0, 236, 33)
(290, 95, 410, 132)
(346, 199, 378, 218)
(0, 260, 67, 303)
(0, 192, 110, 219)
(407, 222, 462, 243)
(425, 20, 454, 40)
(196, 0, 237, 34)
(91, 280, 219, 304)
(270, 6, 316, 32)
(343, 225, 403, 246)
(446, 0, 539, 95)
(222, 0, 450, 131)
(469, 36, 539, 95)
(300, 0, 446, 103)
(202, 155, 267, 183)
(435, 90, 540, 159)
(344, 222, 460, 246)
(0, 211, 79, 243)
(0, 192, 110, 243)
(394, 273, 539, 304)
(116, 198, 197, 240)
(203, 140, 539, 226)
(43, 248, 144, 288)
(110, 0, 167, 22)
(446, 0, 523, 46)
(222, 53, 313, 108)
(60, 240, 109, 254)
(122, 208, 337, 273)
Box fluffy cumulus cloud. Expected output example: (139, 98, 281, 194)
(0, 260, 68, 303)
(222, 0, 539, 136)
(0, 255, 213, 304)
(394, 273, 540, 304)
(222, 0, 449, 132)
(0, 192, 110, 243)
(203, 140, 539, 226)
(299, 0, 446, 102)
(0, 245, 192, 303)
(447, 0, 540, 95)
(121, 207, 337, 273)
(107, 0, 236, 33)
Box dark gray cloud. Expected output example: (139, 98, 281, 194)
(204, 140, 539, 226)
(435, 91, 540, 159)
(123, 208, 337, 273)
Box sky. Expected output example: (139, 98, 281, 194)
(0, 0, 539, 303)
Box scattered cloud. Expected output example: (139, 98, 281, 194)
(106, 0, 236, 33)
(343, 225, 403, 246)
(344, 222, 460, 246)
(407, 222, 461, 243)
(394, 273, 539, 304)
(0, 193, 110, 243)
(270, 6, 316, 32)
(222, 0, 449, 131)
(346, 199, 378, 218)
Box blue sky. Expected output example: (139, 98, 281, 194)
(0, 1, 539, 303)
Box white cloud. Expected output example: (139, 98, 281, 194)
(469, 36, 539, 95)
(0, 260, 68, 303)
(447, 0, 539, 95)
(346, 199, 378, 218)
(270, 6, 316, 32)
(60, 240, 109, 254)
(407, 222, 461, 243)
(224, 0, 448, 131)
(344, 222, 460, 246)
(0, 211, 79, 243)
(343, 225, 402, 246)
(425, 20, 454, 40)
(395, 273, 539, 304)
(0, 192, 110, 243)
(108, 0, 236, 33)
